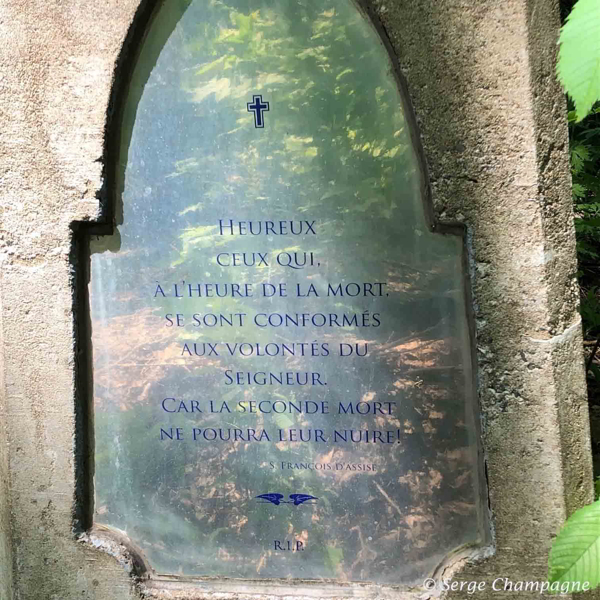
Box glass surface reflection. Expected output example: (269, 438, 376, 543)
(90, 0, 486, 584)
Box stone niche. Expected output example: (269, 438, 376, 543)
(89, 0, 488, 588)
(0, 0, 592, 599)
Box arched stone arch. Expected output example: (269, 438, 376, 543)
(86, 0, 489, 591)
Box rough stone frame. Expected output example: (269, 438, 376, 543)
(83, 0, 491, 593)
(0, 0, 591, 599)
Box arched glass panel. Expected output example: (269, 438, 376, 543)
(90, 0, 487, 585)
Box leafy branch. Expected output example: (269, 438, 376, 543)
(557, 0, 600, 121)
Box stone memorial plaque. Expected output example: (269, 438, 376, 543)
(89, 0, 487, 585)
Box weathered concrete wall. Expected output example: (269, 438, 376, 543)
(375, 0, 593, 596)
(0, 264, 13, 600)
(0, 0, 139, 598)
(0, 0, 591, 598)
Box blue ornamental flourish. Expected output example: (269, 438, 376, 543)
(256, 493, 318, 506)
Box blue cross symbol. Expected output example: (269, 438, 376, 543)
(247, 94, 269, 128)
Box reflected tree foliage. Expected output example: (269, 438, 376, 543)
(90, 0, 486, 584)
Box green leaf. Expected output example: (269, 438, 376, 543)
(575, 202, 600, 214)
(581, 127, 600, 140)
(557, 0, 600, 121)
(548, 500, 600, 592)
(572, 183, 587, 198)
(571, 143, 592, 173)
(576, 173, 600, 194)
(577, 217, 600, 228)
(577, 240, 600, 260)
